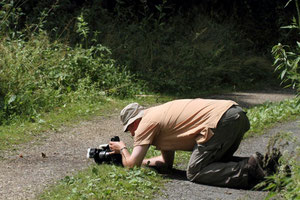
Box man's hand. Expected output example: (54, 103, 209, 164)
(109, 141, 126, 154)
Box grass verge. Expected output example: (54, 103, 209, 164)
(245, 97, 300, 138)
(39, 165, 165, 200)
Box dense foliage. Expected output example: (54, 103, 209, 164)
(0, 3, 145, 125)
(102, 11, 275, 94)
(1, 0, 283, 95)
(0, 34, 141, 125)
(272, 0, 300, 95)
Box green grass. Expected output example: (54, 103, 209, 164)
(39, 165, 165, 200)
(245, 97, 300, 138)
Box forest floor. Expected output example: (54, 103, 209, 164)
(0, 88, 298, 200)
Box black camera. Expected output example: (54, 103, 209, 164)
(87, 136, 122, 165)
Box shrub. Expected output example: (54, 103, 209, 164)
(0, 33, 141, 124)
(272, 0, 300, 95)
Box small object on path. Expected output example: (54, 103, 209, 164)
(41, 152, 47, 158)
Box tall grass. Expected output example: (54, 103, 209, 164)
(0, 33, 142, 125)
(0, 1, 147, 125)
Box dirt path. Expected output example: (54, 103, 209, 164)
(0, 89, 297, 200)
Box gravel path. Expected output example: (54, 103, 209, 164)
(0, 89, 297, 200)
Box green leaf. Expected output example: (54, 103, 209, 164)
(284, 0, 293, 8)
(92, 167, 98, 175)
(265, 192, 277, 200)
(8, 95, 16, 105)
(281, 25, 298, 29)
(155, 5, 162, 12)
(292, 56, 300, 69)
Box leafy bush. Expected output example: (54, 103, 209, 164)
(272, 0, 300, 95)
(272, 42, 300, 95)
(0, 33, 141, 125)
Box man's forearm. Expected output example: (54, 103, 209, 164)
(119, 145, 149, 168)
(120, 147, 135, 168)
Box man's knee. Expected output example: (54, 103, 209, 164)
(186, 165, 198, 182)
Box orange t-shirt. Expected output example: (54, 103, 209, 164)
(133, 99, 237, 151)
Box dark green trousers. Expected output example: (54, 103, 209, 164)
(186, 106, 251, 188)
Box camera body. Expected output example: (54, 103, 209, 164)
(87, 136, 122, 166)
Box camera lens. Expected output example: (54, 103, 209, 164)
(99, 151, 110, 160)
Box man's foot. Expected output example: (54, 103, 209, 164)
(264, 148, 291, 177)
(247, 152, 266, 184)
(264, 148, 281, 175)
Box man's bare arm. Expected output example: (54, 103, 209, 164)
(121, 145, 149, 168)
(109, 141, 149, 168)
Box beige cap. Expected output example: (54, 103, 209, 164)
(120, 103, 144, 132)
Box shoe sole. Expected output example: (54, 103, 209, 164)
(252, 153, 266, 179)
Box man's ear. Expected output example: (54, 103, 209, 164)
(127, 123, 132, 132)
(133, 118, 141, 129)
